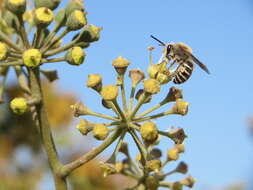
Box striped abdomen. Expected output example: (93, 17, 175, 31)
(173, 61, 194, 84)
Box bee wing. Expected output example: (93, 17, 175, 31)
(190, 54, 210, 74)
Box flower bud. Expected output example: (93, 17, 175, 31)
(156, 69, 172, 85)
(135, 89, 151, 104)
(170, 99, 189, 116)
(100, 85, 118, 101)
(6, 0, 26, 15)
(143, 79, 160, 95)
(112, 56, 130, 75)
(163, 87, 183, 103)
(34, 7, 54, 27)
(10, 97, 27, 115)
(147, 64, 159, 79)
(146, 160, 161, 172)
(66, 10, 87, 31)
(93, 124, 109, 140)
(101, 99, 113, 109)
(150, 148, 162, 160)
(0, 42, 8, 61)
(168, 128, 187, 144)
(75, 119, 93, 135)
(40, 69, 58, 82)
(180, 176, 195, 188)
(65, 46, 86, 66)
(145, 176, 159, 190)
(65, 0, 84, 17)
(99, 162, 116, 177)
(167, 148, 179, 161)
(22, 49, 42, 67)
(70, 102, 93, 117)
(174, 143, 185, 153)
(175, 161, 188, 174)
(129, 69, 145, 87)
(75, 24, 102, 43)
(140, 121, 158, 143)
(171, 182, 183, 190)
(86, 74, 102, 92)
(35, 0, 61, 10)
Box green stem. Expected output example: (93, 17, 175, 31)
(0, 30, 23, 53)
(17, 17, 30, 48)
(0, 61, 23, 67)
(42, 57, 65, 64)
(112, 99, 126, 121)
(42, 28, 69, 54)
(133, 110, 173, 122)
(136, 99, 167, 118)
(128, 128, 147, 164)
(128, 85, 136, 112)
(129, 92, 150, 119)
(28, 68, 65, 189)
(33, 27, 43, 48)
(61, 129, 123, 177)
(119, 75, 127, 113)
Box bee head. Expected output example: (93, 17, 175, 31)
(165, 43, 174, 59)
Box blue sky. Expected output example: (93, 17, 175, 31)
(40, 0, 253, 189)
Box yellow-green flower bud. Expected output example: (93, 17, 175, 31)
(170, 99, 189, 116)
(180, 175, 195, 188)
(174, 143, 185, 153)
(147, 64, 159, 79)
(175, 161, 188, 174)
(143, 79, 160, 94)
(115, 162, 124, 173)
(167, 148, 179, 161)
(140, 121, 158, 143)
(145, 176, 159, 190)
(65, 0, 84, 17)
(10, 97, 27, 115)
(22, 49, 42, 67)
(0, 42, 8, 61)
(100, 85, 118, 101)
(129, 69, 145, 87)
(86, 74, 102, 92)
(156, 69, 172, 85)
(163, 87, 183, 103)
(75, 119, 93, 135)
(99, 162, 116, 177)
(35, 0, 61, 10)
(112, 56, 130, 75)
(135, 89, 152, 104)
(74, 24, 102, 43)
(93, 124, 109, 140)
(171, 182, 183, 190)
(101, 99, 113, 109)
(146, 160, 161, 172)
(34, 7, 54, 27)
(66, 10, 87, 31)
(65, 46, 86, 66)
(70, 102, 93, 117)
(6, 0, 26, 15)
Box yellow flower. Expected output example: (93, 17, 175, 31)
(22, 49, 42, 67)
(10, 97, 27, 115)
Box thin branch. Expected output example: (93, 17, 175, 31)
(61, 128, 123, 177)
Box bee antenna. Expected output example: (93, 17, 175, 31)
(150, 35, 166, 46)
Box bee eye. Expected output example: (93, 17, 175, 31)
(166, 45, 171, 54)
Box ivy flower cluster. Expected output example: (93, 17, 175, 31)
(72, 53, 195, 189)
(0, 0, 101, 109)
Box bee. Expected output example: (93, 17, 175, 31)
(151, 35, 210, 84)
